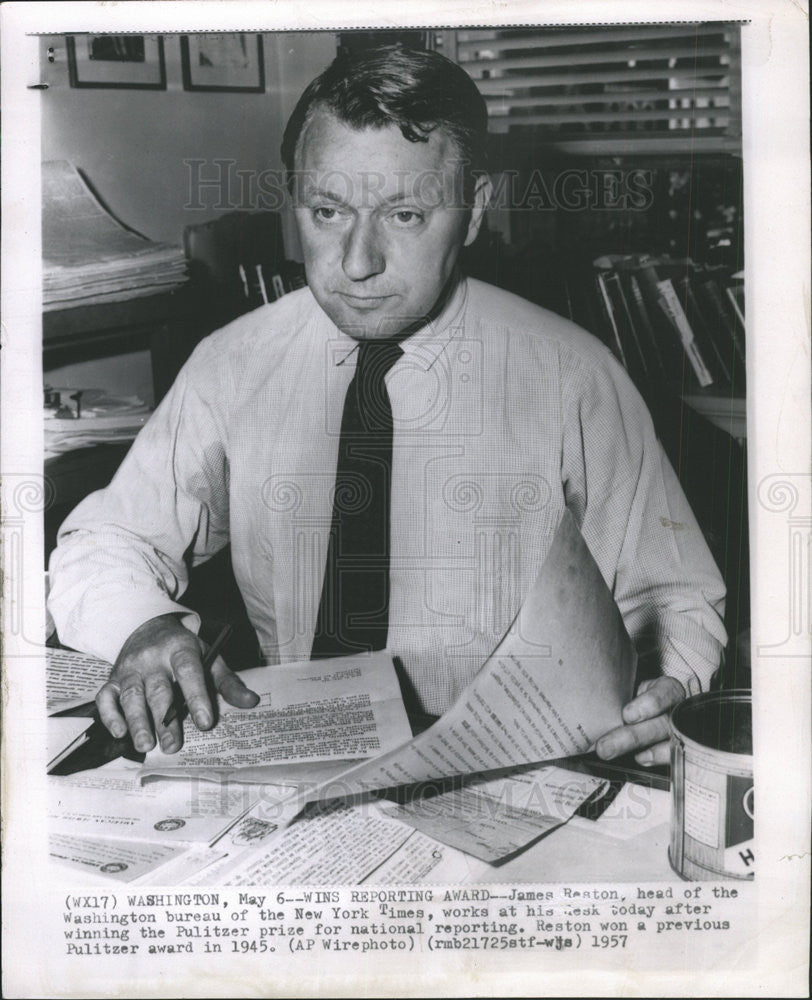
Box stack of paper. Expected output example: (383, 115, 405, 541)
(42, 160, 188, 311)
(44, 388, 152, 458)
(46, 650, 423, 885)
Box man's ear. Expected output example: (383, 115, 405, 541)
(463, 173, 493, 248)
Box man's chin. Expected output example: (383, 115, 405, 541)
(319, 301, 415, 342)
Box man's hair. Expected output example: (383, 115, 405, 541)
(281, 44, 489, 203)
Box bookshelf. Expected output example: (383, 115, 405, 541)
(589, 253, 746, 408)
(462, 151, 748, 688)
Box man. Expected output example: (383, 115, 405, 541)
(48, 45, 726, 768)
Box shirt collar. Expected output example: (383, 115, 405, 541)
(330, 273, 468, 372)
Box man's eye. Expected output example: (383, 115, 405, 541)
(390, 210, 424, 227)
(313, 207, 342, 222)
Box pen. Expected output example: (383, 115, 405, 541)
(161, 623, 233, 727)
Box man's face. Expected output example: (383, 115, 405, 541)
(293, 107, 486, 340)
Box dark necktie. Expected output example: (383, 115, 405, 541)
(310, 338, 403, 659)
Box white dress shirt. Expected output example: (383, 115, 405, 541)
(49, 276, 726, 713)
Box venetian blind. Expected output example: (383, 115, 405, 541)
(437, 24, 742, 155)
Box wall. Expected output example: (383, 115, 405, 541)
(40, 32, 338, 252)
(40, 32, 337, 396)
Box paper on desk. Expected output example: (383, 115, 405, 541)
(48, 762, 269, 844)
(46, 648, 112, 713)
(49, 832, 187, 883)
(194, 800, 415, 887)
(377, 764, 607, 863)
(300, 510, 636, 808)
(363, 827, 491, 885)
(141, 650, 413, 781)
(135, 845, 233, 886)
(42, 160, 187, 309)
(146, 816, 480, 888)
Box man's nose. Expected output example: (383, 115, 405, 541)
(342, 217, 385, 281)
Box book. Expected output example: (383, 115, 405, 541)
(726, 283, 745, 329)
(280, 258, 308, 291)
(604, 271, 650, 383)
(627, 273, 668, 379)
(270, 272, 286, 299)
(696, 276, 747, 388)
(595, 271, 629, 369)
(655, 278, 714, 388)
(239, 263, 268, 307)
(622, 256, 687, 375)
(677, 274, 733, 386)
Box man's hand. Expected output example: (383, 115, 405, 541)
(595, 676, 686, 766)
(96, 614, 259, 754)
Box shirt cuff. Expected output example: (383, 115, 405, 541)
(57, 591, 202, 666)
(661, 634, 721, 696)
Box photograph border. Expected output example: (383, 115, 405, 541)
(2, 2, 809, 997)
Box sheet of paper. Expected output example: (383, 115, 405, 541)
(46, 648, 112, 713)
(146, 820, 481, 888)
(134, 846, 233, 886)
(196, 801, 415, 886)
(125, 783, 309, 885)
(49, 832, 187, 883)
(377, 764, 607, 862)
(47, 717, 92, 766)
(48, 763, 268, 845)
(301, 511, 636, 807)
(142, 650, 413, 777)
(363, 826, 492, 885)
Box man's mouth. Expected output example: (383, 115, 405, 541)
(337, 292, 395, 310)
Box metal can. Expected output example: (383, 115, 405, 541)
(669, 689, 754, 881)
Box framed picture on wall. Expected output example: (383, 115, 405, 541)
(66, 34, 166, 89)
(181, 34, 265, 93)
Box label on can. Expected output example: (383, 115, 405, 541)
(684, 779, 720, 848)
(723, 775, 755, 874)
(723, 840, 755, 875)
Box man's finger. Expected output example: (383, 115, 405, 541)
(635, 740, 671, 767)
(596, 714, 671, 760)
(622, 676, 684, 724)
(211, 658, 260, 709)
(169, 646, 214, 730)
(144, 673, 183, 753)
(95, 682, 128, 739)
(117, 673, 157, 752)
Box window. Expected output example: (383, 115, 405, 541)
(436, 23, 742, 156)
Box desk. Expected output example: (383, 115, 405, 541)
(46, 740, 677, 887)
(43, 286, 205, 404)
